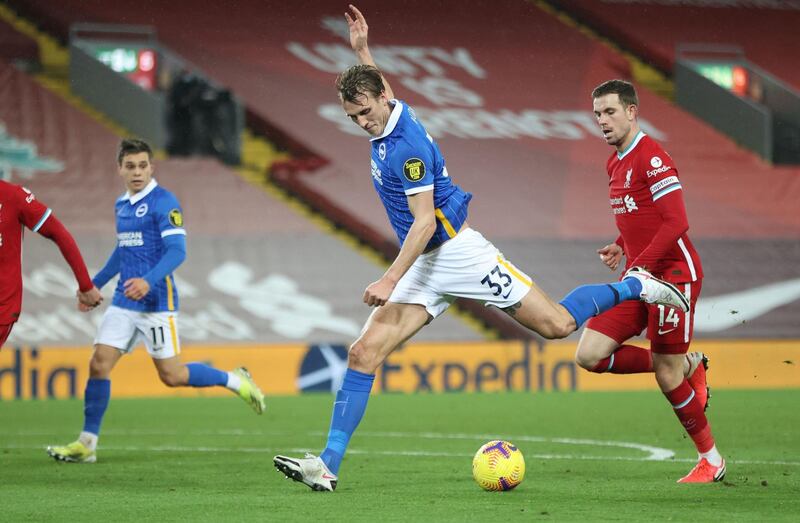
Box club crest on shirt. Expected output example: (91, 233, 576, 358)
(169, 209, 184, 227)
(403, 158, 426, 182)
(378, 142, 387, 161)
(623, 168, 633, 189)
(135, 203, 148, 217)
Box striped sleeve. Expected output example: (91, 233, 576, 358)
(32, 208, 52, 232)
(15, 185, 52, 231)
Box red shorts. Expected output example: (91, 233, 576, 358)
(0, 323, 14, 350)
(585, 280, 701, 354)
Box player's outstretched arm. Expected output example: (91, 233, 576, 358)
(345, 4, 395, 99)
(36, 214, 97, 294)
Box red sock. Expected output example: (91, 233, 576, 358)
(665, 380, 715, 453)
(590, 345, 653, 374)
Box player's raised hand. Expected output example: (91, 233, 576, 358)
(597, 243, 623, 271)
(345, 4, 369, 53)
(123, 278, 151, 301)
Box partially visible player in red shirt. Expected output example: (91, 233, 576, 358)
(575, 80, 725, 483)
(0, 180, 103, 349)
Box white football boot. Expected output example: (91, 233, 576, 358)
(624, 267, 689, 312)
(273, 453, 338, 492)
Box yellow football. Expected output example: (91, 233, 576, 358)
(472, 440, 525, 491)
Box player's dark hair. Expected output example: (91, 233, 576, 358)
(592, 79, 639, 108)
(117, 138, 153, 165)
(335, 64, 386, 104)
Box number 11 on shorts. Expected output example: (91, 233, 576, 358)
(150, 326, 165, 348)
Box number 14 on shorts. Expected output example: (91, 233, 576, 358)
(657, 304, 681, 335)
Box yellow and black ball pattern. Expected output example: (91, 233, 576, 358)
(472, 440, 526, 491)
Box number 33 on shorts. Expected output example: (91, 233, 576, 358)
(479, 257, 532, 308)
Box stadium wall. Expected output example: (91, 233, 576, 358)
(1, 341, 797, 400)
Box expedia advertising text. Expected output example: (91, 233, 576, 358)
(1, 340, 798, 400)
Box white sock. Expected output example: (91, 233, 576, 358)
(79, 431, 98, 451)
(225, 371, 242, 392)
(700, 445, 723, 467)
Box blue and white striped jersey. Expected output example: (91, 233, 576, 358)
(369, 100, 471, 249)
(111, 179, 185, 312)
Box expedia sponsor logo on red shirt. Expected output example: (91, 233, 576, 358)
(647, 165, 672, 177)
(647, 156, 671, 177)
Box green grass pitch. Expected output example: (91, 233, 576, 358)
(1, 390, 798, 521)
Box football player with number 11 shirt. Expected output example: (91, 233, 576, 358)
(47, 139, 266, 464)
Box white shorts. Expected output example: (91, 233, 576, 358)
(389, 228, 532, 318)
(94, 305, 181, 359)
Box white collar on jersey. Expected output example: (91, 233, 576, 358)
(617, 130, 646, 160)
(121, 178, 158, 204)
(370, 99, 403, 142)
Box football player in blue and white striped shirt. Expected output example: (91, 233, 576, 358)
(273, 5, 689, 492)
(47, 139, 266, 464)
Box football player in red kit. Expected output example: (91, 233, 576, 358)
(0, 180, 102, 348)
(576, 80, 725, 483)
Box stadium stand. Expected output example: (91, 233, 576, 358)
(4, 0, 800, 338)
(551, 0, 800, 91)
(2, 7, 799, 514)
(0, 16, 38, 65)
(0, 57, 481, 345)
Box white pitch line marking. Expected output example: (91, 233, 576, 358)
(9, 444, 800, 467)
(352, 431, 675, 461)
(4, 428, 672, 460)
(7, 428, 800, 466)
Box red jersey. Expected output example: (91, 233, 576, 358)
(0, 181, 52, 324)
(606, 132, 703, 284)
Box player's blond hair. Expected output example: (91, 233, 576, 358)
(335, 64, 386, 104)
